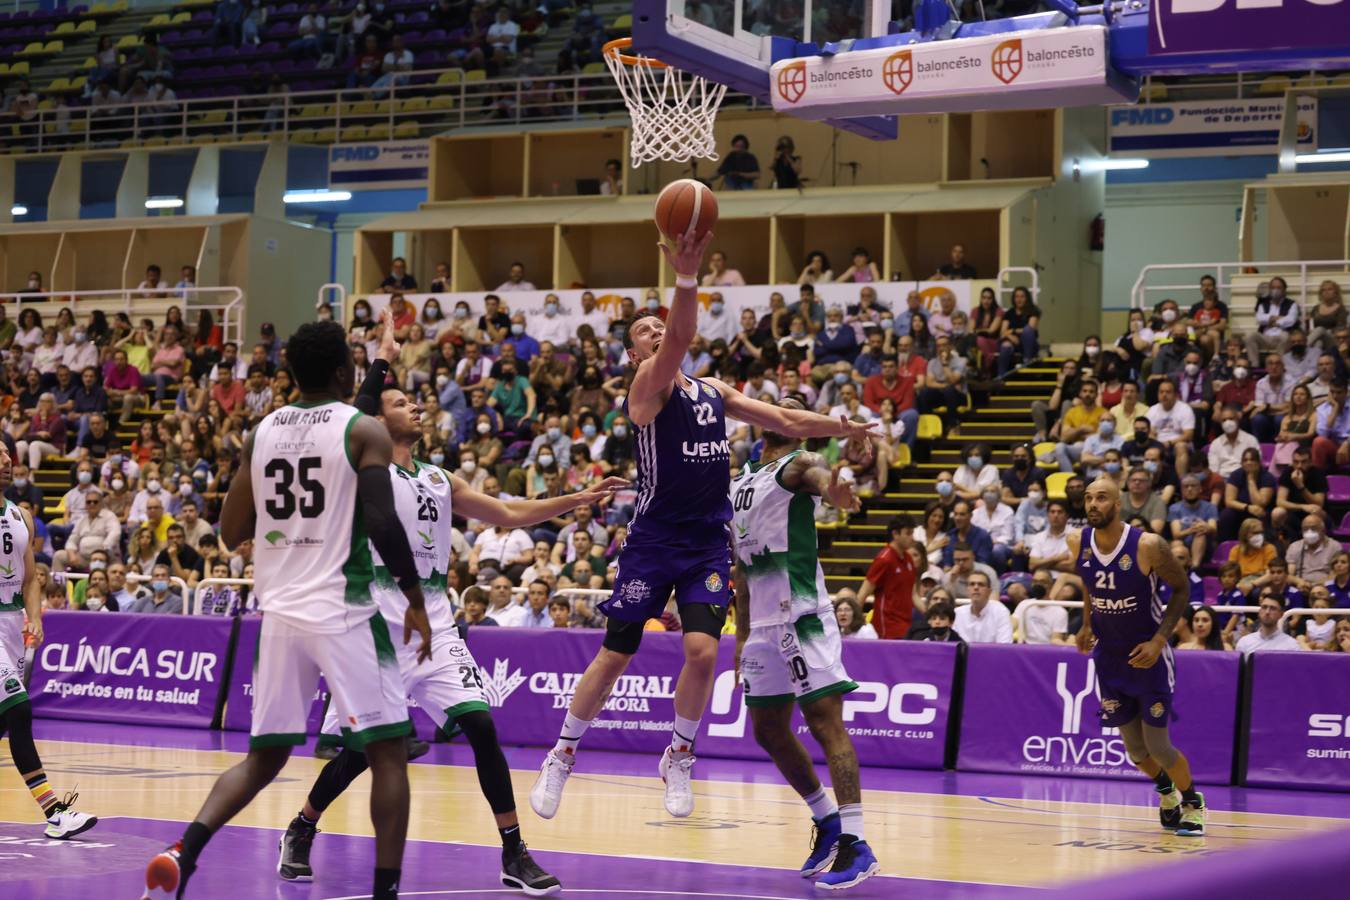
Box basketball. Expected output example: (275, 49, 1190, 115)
(654, 179, 718, 243)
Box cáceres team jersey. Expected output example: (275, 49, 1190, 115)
(251, 401, 375, 634)
(371, 460, 455, 634)
(1075, 524, 1162, 647)
(0, 501, 28, 613)
(730, 450, 828, 628)
(627, 376, 733, 541)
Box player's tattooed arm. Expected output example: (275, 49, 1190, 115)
(732, 561, 750, 677)
(783, 451, 860, 513)
(1066, 530, 1094, 655)
(1145, 532, 1192, 643)
(219, 431, 257, 550)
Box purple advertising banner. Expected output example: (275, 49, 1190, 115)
(222, 616, 328, 733)
(459, 628, 958, 769)
(30, 611, 233, 729)
(1150, 1, 1350, 57)
(1246, 651, 1350, 792)
(958, 644, 1238, 783)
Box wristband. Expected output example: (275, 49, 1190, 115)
(675, 274, 697, 290)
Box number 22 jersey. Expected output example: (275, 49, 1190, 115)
(252, 401, 375, 634)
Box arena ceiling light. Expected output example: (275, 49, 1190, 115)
(1097, 158, 1150, 171)
(145, 196, 184, 209)
(1295, 150, 1350, 164)
(10, 205, 27, 216)
(283, 189, 352, 204)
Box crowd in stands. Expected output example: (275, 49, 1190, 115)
(4, 253, 1344, 655)
(861, 273, 1350, 654)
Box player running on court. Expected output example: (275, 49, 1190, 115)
(1070, 477, 1206, 836)
(0, 443, 97, 841)
(144, 321, 433, 900)
(531, 228, 876, 821)
(730, 400, 879, 891)
(276, 312, 624, 897)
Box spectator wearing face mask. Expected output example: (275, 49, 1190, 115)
(531, 294, 572, 349)
(1285, 516, 1342, 593)
(1245, 278, 1301, 366)
(1079, 416, 1125, 480)
(127, 563, 183, 614)
(952, 444, 998, 502)
(525, 415, 571, 469)
(970, 487, 1015, 572)
(601, 416, 634, 471)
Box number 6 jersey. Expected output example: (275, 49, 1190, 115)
(252, 401, 375, 633)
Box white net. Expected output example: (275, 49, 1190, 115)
(604, 41, 728, 166)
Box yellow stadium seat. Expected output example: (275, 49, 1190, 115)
(116, 34, 139, 49)
(1294, 73, 1329, 90)
(427, 95, 454, 111)
(47, 77, 70, 91)
(194, 110, 227, 125)
(393, 121, 419, 139)
(69, 76, 87, 92)
(289, 128, 317, 143)
(37, 98, 54, 111)
(366, 124, 392, 140)
(313, 127, 336, 143)
(436, 68, 464, 85)
(890, 443, 912, 469)
(191, 134, 216, 145)
(44, 41, 63, 53)
(916, 414, 943, 441)
(51, 21, 76, 35)
(9, 62, 29, 76)
(399, 96, 428, 113)
(341, 125, 367, 142)
(18, 42, 45, 56)
(610, 13, 632, 30)
(171, 11, 191, 24)
(148, 13, 171, 27)
(111, 0, 129, 11)
(76, 19, 97, 33)
(89, 1, 109, 13)
(141, 136, 168, 147)
(1045, 472, 1072, 501)
(1256, 75, 1291, 95)
(465, 69, 486, 82)
(68, 117, 87, 133)
(297, 103, 326, 122)
(1141, 82, 1168, 102)
(346, 100, 375, 116)
(581, 61, 605, 74)
(373, 99, 393, 115)
(80, 56, 97, 70)
(0, 64, 11, 77)
(1032, 441, 1058, 470)
(121, 138, 141, 148)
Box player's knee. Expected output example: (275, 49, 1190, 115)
(750, 714, 790, 753)
(2, 698, 33, 730)
(248, 745, 291, 779)
(681, 637, 718, 672)
(456, 710, 497, 749)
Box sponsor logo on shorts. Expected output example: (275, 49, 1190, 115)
(0, 563, 12, 578)
(617, 578, 651, 607)
(1149, 702, 1165, 719)
(3, 677, 20, 694)
(1118, 554, 1133, 572)
(705, 572, 724, 594)
(348, 715, 358, 725)
(1100, 698, 1120, 715)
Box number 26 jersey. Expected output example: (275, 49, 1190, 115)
(252, 401, 375, 634)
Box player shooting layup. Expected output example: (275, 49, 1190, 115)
(531, 229, 876, 821)
(144, 321, 433, 899)
(0, 443, 97, 841)
(1069, 478, 1206, 836)
(730, 399, 879, 891)
(275, 311, 624, 897)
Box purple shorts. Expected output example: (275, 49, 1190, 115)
(598, 532, 732, 623)
(1093, 642, 1176, 728)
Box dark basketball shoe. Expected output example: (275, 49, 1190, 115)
(500, 842, 561, 896)
(277, 816, 318, 881)
(1158, 788, 1183, 829)
(408, 734, 431, 761)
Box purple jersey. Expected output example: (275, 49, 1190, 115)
(627, 376, 733, 541)
(1076, 525, 1163, 648)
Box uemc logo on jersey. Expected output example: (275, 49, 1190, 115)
(1021, 659, 1129, 770)
(706, 670, 938, 740)
(682, 439, 730, 459)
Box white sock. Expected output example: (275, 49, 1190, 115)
(553, 712, 592, 756)
(838, 803, 864, 840)
(802, 785, 838, 822)
(671, 714, 701, 753)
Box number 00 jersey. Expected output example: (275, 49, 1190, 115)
(0, 501, 28, 613)
(252, 401, 375, 634)
(1075, 524, 1163, 648)
(730, 450, 828, 629)
(373, 460, 455, 633)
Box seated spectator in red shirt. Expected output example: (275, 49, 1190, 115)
(387, 292, 416, 340)
(210, 367, 246, 415)
(862, 345, 922, 446)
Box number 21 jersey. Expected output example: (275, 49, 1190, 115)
(252, 401, 375, 634)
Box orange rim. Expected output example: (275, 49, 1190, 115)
(603, 37, 668, 68)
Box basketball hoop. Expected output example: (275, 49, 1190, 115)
(603, 37, 728, 166)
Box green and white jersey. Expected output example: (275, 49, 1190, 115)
(373, 460, 455, 634)
(0, 501, 28, 614)
(730, 450, 828, 629)
(252, 401, 374, 634)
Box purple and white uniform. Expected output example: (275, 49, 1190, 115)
(599, 377, 733, 622)
(1076, 524, 1175, 728)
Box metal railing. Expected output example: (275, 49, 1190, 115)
(0, 286, 245, 345)
(56, 570, 193, 613)
(996, 266, 1041, 303)
(1130, 259, 1350, 318)
(0, 65, 759, 154)
(1138, 71, 1350, 105)
(194, 577, 255, 616)
(1280, 606, 1350, 634)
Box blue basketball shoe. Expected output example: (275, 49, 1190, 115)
(801, 812, 841, 877)
(816, 836, 879, 891)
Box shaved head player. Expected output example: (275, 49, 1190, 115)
(1068, 478, 1206, 836)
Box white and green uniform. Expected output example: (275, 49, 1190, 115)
(0, 501, 31, 716)
(319, 459, 487, 747)
(248, 401, 410, 750)
(731, 450, 856, 707)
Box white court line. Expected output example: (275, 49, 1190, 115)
(96, 816, 1027, 890)
(323, 892, 832, 900)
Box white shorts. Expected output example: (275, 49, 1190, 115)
(741, 606, 857, 708)
(319, 625, 488, 747)
(0, 614, 27, 715)
(250, 612, 410, 751)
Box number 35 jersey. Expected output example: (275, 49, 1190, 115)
(252, 401, 375, 634)
(372, 460, 455, 634)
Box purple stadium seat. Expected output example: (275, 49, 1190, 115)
(259, 41, 282, 53)
(1260, 443, 1275, 467)
(1334, 510, 1350, 541)
(192, 10, 213, 23)
(268, 22, 297, 39)
(11, 10, 29, 21)
(225, 62, 249, 78)
(414, 49, 438, 66)
(162, 30, 183, 43)
(1201, 576, 1219, 606)
(1211, 540, 1237, 567)
(1329, 475, 1350, 503)
(273, 58, 296, 73)
(279, 2, 300, 13)
(216, 45, 239, 59)
(409, 11, 429, 23)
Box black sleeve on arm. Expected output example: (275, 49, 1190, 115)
(357, 464, 420, 593)
(354, 359, 391, 417)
